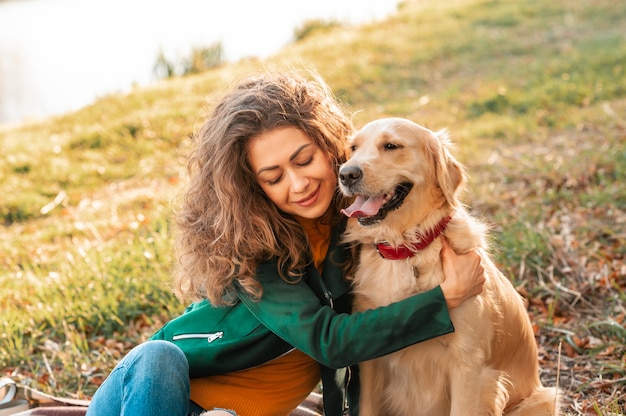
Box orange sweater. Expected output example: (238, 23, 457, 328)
(189, 217, 331, 415)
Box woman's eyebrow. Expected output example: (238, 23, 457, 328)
(256, 143, 312, 175)
(289, 143, 312, 161)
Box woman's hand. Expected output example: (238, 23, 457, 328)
(439, 238, 485, 309)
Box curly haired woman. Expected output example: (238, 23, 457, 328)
(86, 70, 484, 416)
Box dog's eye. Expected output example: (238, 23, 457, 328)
(350, 145, 357, 152)
(384, 143, 400, 150)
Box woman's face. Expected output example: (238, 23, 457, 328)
(247, 126, 337, 219)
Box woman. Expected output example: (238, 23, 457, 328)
(86, 70, 484, 416)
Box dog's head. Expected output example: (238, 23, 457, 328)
(339, 118, 465, 228)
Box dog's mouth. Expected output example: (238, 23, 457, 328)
(341, 182, 413, 226)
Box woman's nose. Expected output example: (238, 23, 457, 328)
(288, 170, 309, 193)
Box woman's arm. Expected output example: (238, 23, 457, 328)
(240, 243, 484, 369)
(239, 264, 452, 369)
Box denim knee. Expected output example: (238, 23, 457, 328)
(125, 340, 189, 379)
(87, 340, 191, 416)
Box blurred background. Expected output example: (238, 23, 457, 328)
(0, 0, 398, 126)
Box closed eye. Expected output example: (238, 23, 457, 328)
(267, 175, 282, 186)
(265, 157, 313, 186)
(297, 157, 313, 167)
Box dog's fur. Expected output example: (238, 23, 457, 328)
(339, 118, 559, 416)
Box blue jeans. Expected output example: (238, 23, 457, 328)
(86, 340, 206, 416)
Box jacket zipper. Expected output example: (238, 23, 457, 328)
(172, 332, 224, 343)
(343, 365, 352, 415)
(324, 290, 334, 308)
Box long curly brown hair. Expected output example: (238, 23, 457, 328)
(173, 70, 355, 305)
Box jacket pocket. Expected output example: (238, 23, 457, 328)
(150, 299, 292, 377)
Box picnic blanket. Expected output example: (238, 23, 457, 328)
(0, 378, 323, 416)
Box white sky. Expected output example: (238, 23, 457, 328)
(0, 0, 398, 124)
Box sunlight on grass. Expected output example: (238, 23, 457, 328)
(1, 0, 624, 412)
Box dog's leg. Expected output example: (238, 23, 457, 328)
(357, 359, 386, 416)
(449, 368, 482, 416)
(451, 367, 512, 416)
(477, 368, 511, 416)
(505, 387, 560, 416)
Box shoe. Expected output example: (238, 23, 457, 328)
(0, 377, 29, 415)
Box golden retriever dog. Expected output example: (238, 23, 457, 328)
(339, 118, 559, 416)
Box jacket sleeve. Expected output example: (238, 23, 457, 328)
(237, 262, 454, 369)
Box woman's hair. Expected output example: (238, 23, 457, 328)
(173, 70, 354, 305)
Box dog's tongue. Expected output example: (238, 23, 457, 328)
(341, 195, 385, 218)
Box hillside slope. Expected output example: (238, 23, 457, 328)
(1, 0, 624, 413)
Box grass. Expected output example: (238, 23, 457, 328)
(1, 0, 625, 413)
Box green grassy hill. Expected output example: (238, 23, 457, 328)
(1, 0, 624, 413)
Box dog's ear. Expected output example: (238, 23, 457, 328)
(431, 129, 465, 208)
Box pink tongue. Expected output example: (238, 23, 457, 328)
(341, 195, 385, 218)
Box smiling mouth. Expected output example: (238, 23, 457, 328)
(295, 187, 320, 206)
(341, 182, 413, 226)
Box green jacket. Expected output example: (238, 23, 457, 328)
(151, 224, 454, 415)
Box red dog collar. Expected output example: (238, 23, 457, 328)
(375, 216, 452, 260)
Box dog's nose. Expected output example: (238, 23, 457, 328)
(339, 166, 363, 187)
